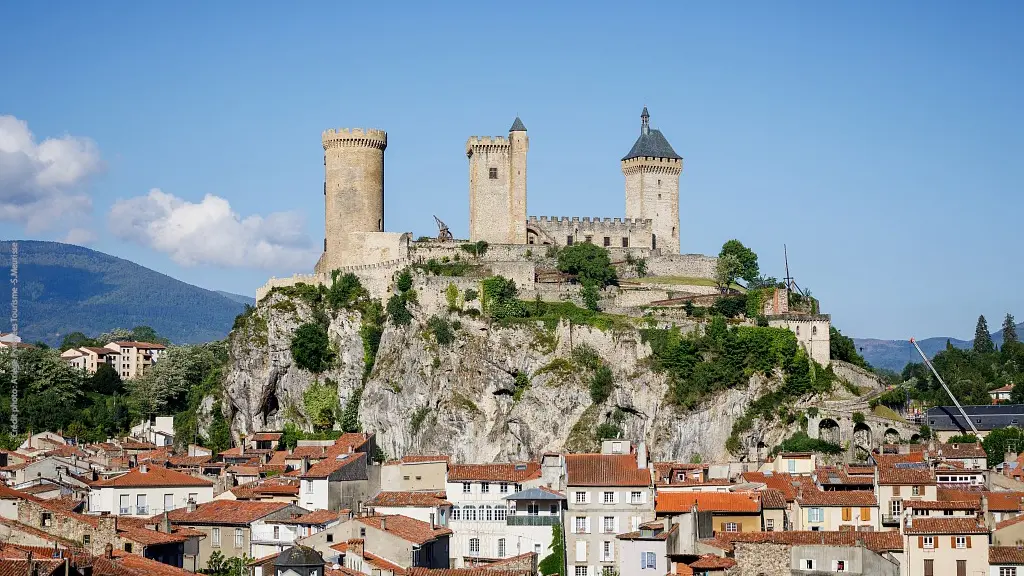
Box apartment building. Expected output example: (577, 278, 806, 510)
(88, 464, 215, 516)
(793, 489, 879, 531)
(903, 517, 990, 576)
(565, 442, 654, 576)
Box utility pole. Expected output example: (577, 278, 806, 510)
(9, 241, 18, 435)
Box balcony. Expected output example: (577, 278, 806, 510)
(881, 515, 901, 526)
(507, 516, 560, 527)
(136, 506, 149, 515)
(119, 507, 131, 515)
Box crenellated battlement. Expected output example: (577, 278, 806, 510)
(465, 135, 511, 155)
(528, 215, 653, 227)
(322, 128, 388, 150)
(621, 156, 682, 175)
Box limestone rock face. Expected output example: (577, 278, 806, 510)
(222, 291, 789, 462)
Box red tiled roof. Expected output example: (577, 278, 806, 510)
(991, 546, 1024, 565)
(399, 455, 451, 464)
(167, 500, 290, 525)
(757, 489, 788, 510)
(995, 514, 1024, 530)
(251, 433, 283, 442)
(655, 492, 759, 514)
(814, 466, 875, 486)
(326, 564, 365, 576)
(739, 472, 798, 502)
(711, 530, 904, 553)
(688, 555, 736, 570)
(904, 500, 980, 511)
(797, 489, 876, 507)
(447, 462, 540, 482)
(362, 552, 407, 575)
(355, 515, 453, 545)
(301, 451, 366, 479)
(367, 491, 451, 507)
(0, 559, 65, 576)
(986, 492, 1024, 512)
(876, 464, 935, 485)
(934, 442, 987, 459)
(566, 454, 650, 487)
(936, 487, 983, 503)
(167, 455, 212, 467)
(105, 550, 193, 576)
(275, 509, 349, 525)
(904, 517, 989, 534)
(117, 525, 189, 546)
(408, 570, 529, 576)
(111, 341, 167, 349)
(90, 465, 213, 488)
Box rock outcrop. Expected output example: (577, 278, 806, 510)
(222, 287, 793, 462)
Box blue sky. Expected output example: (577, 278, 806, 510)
(1, 1, 1021, 340)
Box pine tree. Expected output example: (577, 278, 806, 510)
(1004, 313, 1019, 346)
(974, 315, 995, 354)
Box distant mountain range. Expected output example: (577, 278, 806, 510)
(854, 322, 1022, 372)
(0, 240, 249, 346)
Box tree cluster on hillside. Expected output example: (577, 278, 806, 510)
(899, 313, 1024, 407)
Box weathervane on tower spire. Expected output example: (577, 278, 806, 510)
(641, 106, 650, 135)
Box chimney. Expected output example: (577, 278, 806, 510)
(140, 464, 148, 473)
(380, 517, 387, 531)
(160, 511, 171, 534)
(104, 543, 114, 559)
(1006, 451, 1019, 467)
(637, 442, 648, 470)
(187, 498, 197, 513)
(429, 513, 435, 530)
(301, 457, 310, 475)
(348, 445, 354, 454)
(663, 516, 671, 533)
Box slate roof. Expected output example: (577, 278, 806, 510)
(504, 487, 565, 501)
(447, 462, 540, 482)
(275, 546, 324, 568)
(927, 404, 1024, 431)
(758, 489, 788, 510)
(565, 454, 649, 487)
(622, 128, 681, 161)
(509, 117, 527, 132)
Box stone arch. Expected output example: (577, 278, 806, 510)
(884, 428, 901, 444)
(853, 422, 872, 448)
(818, 418, 840, 444)
(910, 434, 921, 444)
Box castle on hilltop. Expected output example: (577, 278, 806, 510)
(258, 108, 831, 365)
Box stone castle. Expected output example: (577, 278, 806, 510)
(258, 108, 832, 365)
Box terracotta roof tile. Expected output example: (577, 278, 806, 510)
(398, 455, 450, 464)
(712, 530, 903, 553)
(904, 500, 980, 511)
(688, 555, 736, 570)
(996, 513, 1024, 530)
(355, 515, 453, 545)
(367, 491, 451, 507)
(252, 433, 283, 442)
(739, 472, 798, 502)
(904, 517, 989, 534)
(655, 492, 759, 514)
(935, 442, 987, 459)
(275, 509, 349, 525)
(167, 500, 291, 525)
(167, 455, 212, 467)
(362, 552, 407, 575)
(447, 462, 540, 483)
(408, 570, 528, 576)
(91, 466, 213, 488)
(991, 546, 1024, 565)
(301, 452, 366, 479)
(797, 489, 876, 507)
(757, 489, 788, 510)
(986, 491, 1024, 512)
(566, 454, 649, 487)
(936, 487, 983, 503)
(876, 464, 935, 485)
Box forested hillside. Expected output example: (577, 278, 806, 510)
(0, 241, 246, 345)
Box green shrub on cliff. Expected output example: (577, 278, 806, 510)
(291, 322, 334, 373)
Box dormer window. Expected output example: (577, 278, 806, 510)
(489, 168, 498, 179)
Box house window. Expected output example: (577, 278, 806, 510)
(765, 519, 774, 532)
(304, 481, 313, 494)
(630, 491, 642, 504)
(912, 485, 921, 496)
(465, 507, 476, 521)
(891, 499, 903, 516)
(584, 236, 592, 244)
(326, 534, 334, 543)
(924, 559, 934, 576)
(642, 552, 656, 569)
(603, 517, 614, 533)
(497, 538, 506, 557)
(575, 491, 587, 504)
(601, 541, 612, 561)
(489, 168, 498, 179)
(923, 536, 934, 549)
(485, 506, 494, 521)
(834, 560, 847, 572)
(41, 513, 52, 527)
(802, 559, 815, 570)
(808, 508, 823, 523)
(612, 442, 623, 454)
(124, 543, 132, 553)
(235, 528, 243, 548)
(575, 567, 588, 576)
(788, 459, 796, 473)
(575, 517, 587, 533)
(528, 503, 539, 516)
(83, 535, 91, 546)
(360, 527, 366, 537)
(403, 476, 410, 480)
(944, 509, 954, 516)
(499, 482, 509, 493)
(550, 504, 559, 515)
(515, 484, 522, 492)
(621, 237, 629, 248)
(462, 482, 472, 493)
(495, 507, 507, 521)
(469, 538, 480, 557)
(212, 527, 221, 547)
(452, 507, 460, 521)
(603, 491, 614, 504)
(955, 536, 966, 549)
(724, 522, 738, 533)
(566, 236, 574, 246)
(603, 237, 610, 247)
(1000, 568, 1017, 576)
(273, 526, 280, 539)
(481, 482, 490, 494)
(136, 494, 148, 514)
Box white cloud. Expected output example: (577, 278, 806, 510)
(62, 227, 97, 246)
(0, 115, 101, 232)
(109, 188, 319, 270)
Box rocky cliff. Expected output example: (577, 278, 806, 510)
(221, 286, 799, 462)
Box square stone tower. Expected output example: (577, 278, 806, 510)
(622, 107, 682, 254)
(467, 117, 528, 245)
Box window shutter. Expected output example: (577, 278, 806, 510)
(639, 552, 644, 570)
(918, 536, 924, 548)
(861, 507, 871, 521)
(720, 522, 726, 533)
(575, 540, 587, 562)
(585, 517, 591, 533)
(608, 542, 614, 560)
(950, 536, 956, 547)
(934, 537, 939, 548)
(966, 536, 972, 548)
(737, 522, 743, 532)
(842, 508, 851, 521)
(613, 517, 620, 533)
(585, 491, 592, 504)
(894, 486, 901, 496)
(613, 491, 620, 504)
(641, 491, 647, 504)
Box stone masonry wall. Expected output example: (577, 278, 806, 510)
(468, 137, 515, 245)
(622, 157, 681, 254)
(646, 254, 718, 279)
(732, 541, 790, 576)
(322, 128, 386, 272)
(528, 216, 653, 249)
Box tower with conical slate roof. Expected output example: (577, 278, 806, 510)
(621, 107, 682, 254)
(466, 117, 528, 245)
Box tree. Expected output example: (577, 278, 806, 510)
(130, 326, 170, 345)
(340, 386, 363, 433)
(581, 284, 600, 311)
(829, 327, 870, 368)
(538, 522, 565, 576)
(714, 254, 741, 291)
(982, 426, 1024, 467)
(974, 315, 995, 354)
(556, 243, 617, 287)
(290, 323, 334, 373)
(719, 240, 759, 285)
(1004, 314, 1019, 346)
(304, 380, 339, 432)
(396, 269, 414, 293)
(206, 402, 232, 455)
(59, 331, 95, 351)
(89, 363, 123, 395)
(278, 423, 301, 450)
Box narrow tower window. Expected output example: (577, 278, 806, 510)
(489, 167, 498, 179)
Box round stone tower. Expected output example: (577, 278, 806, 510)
(321, 127, 387, 272)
